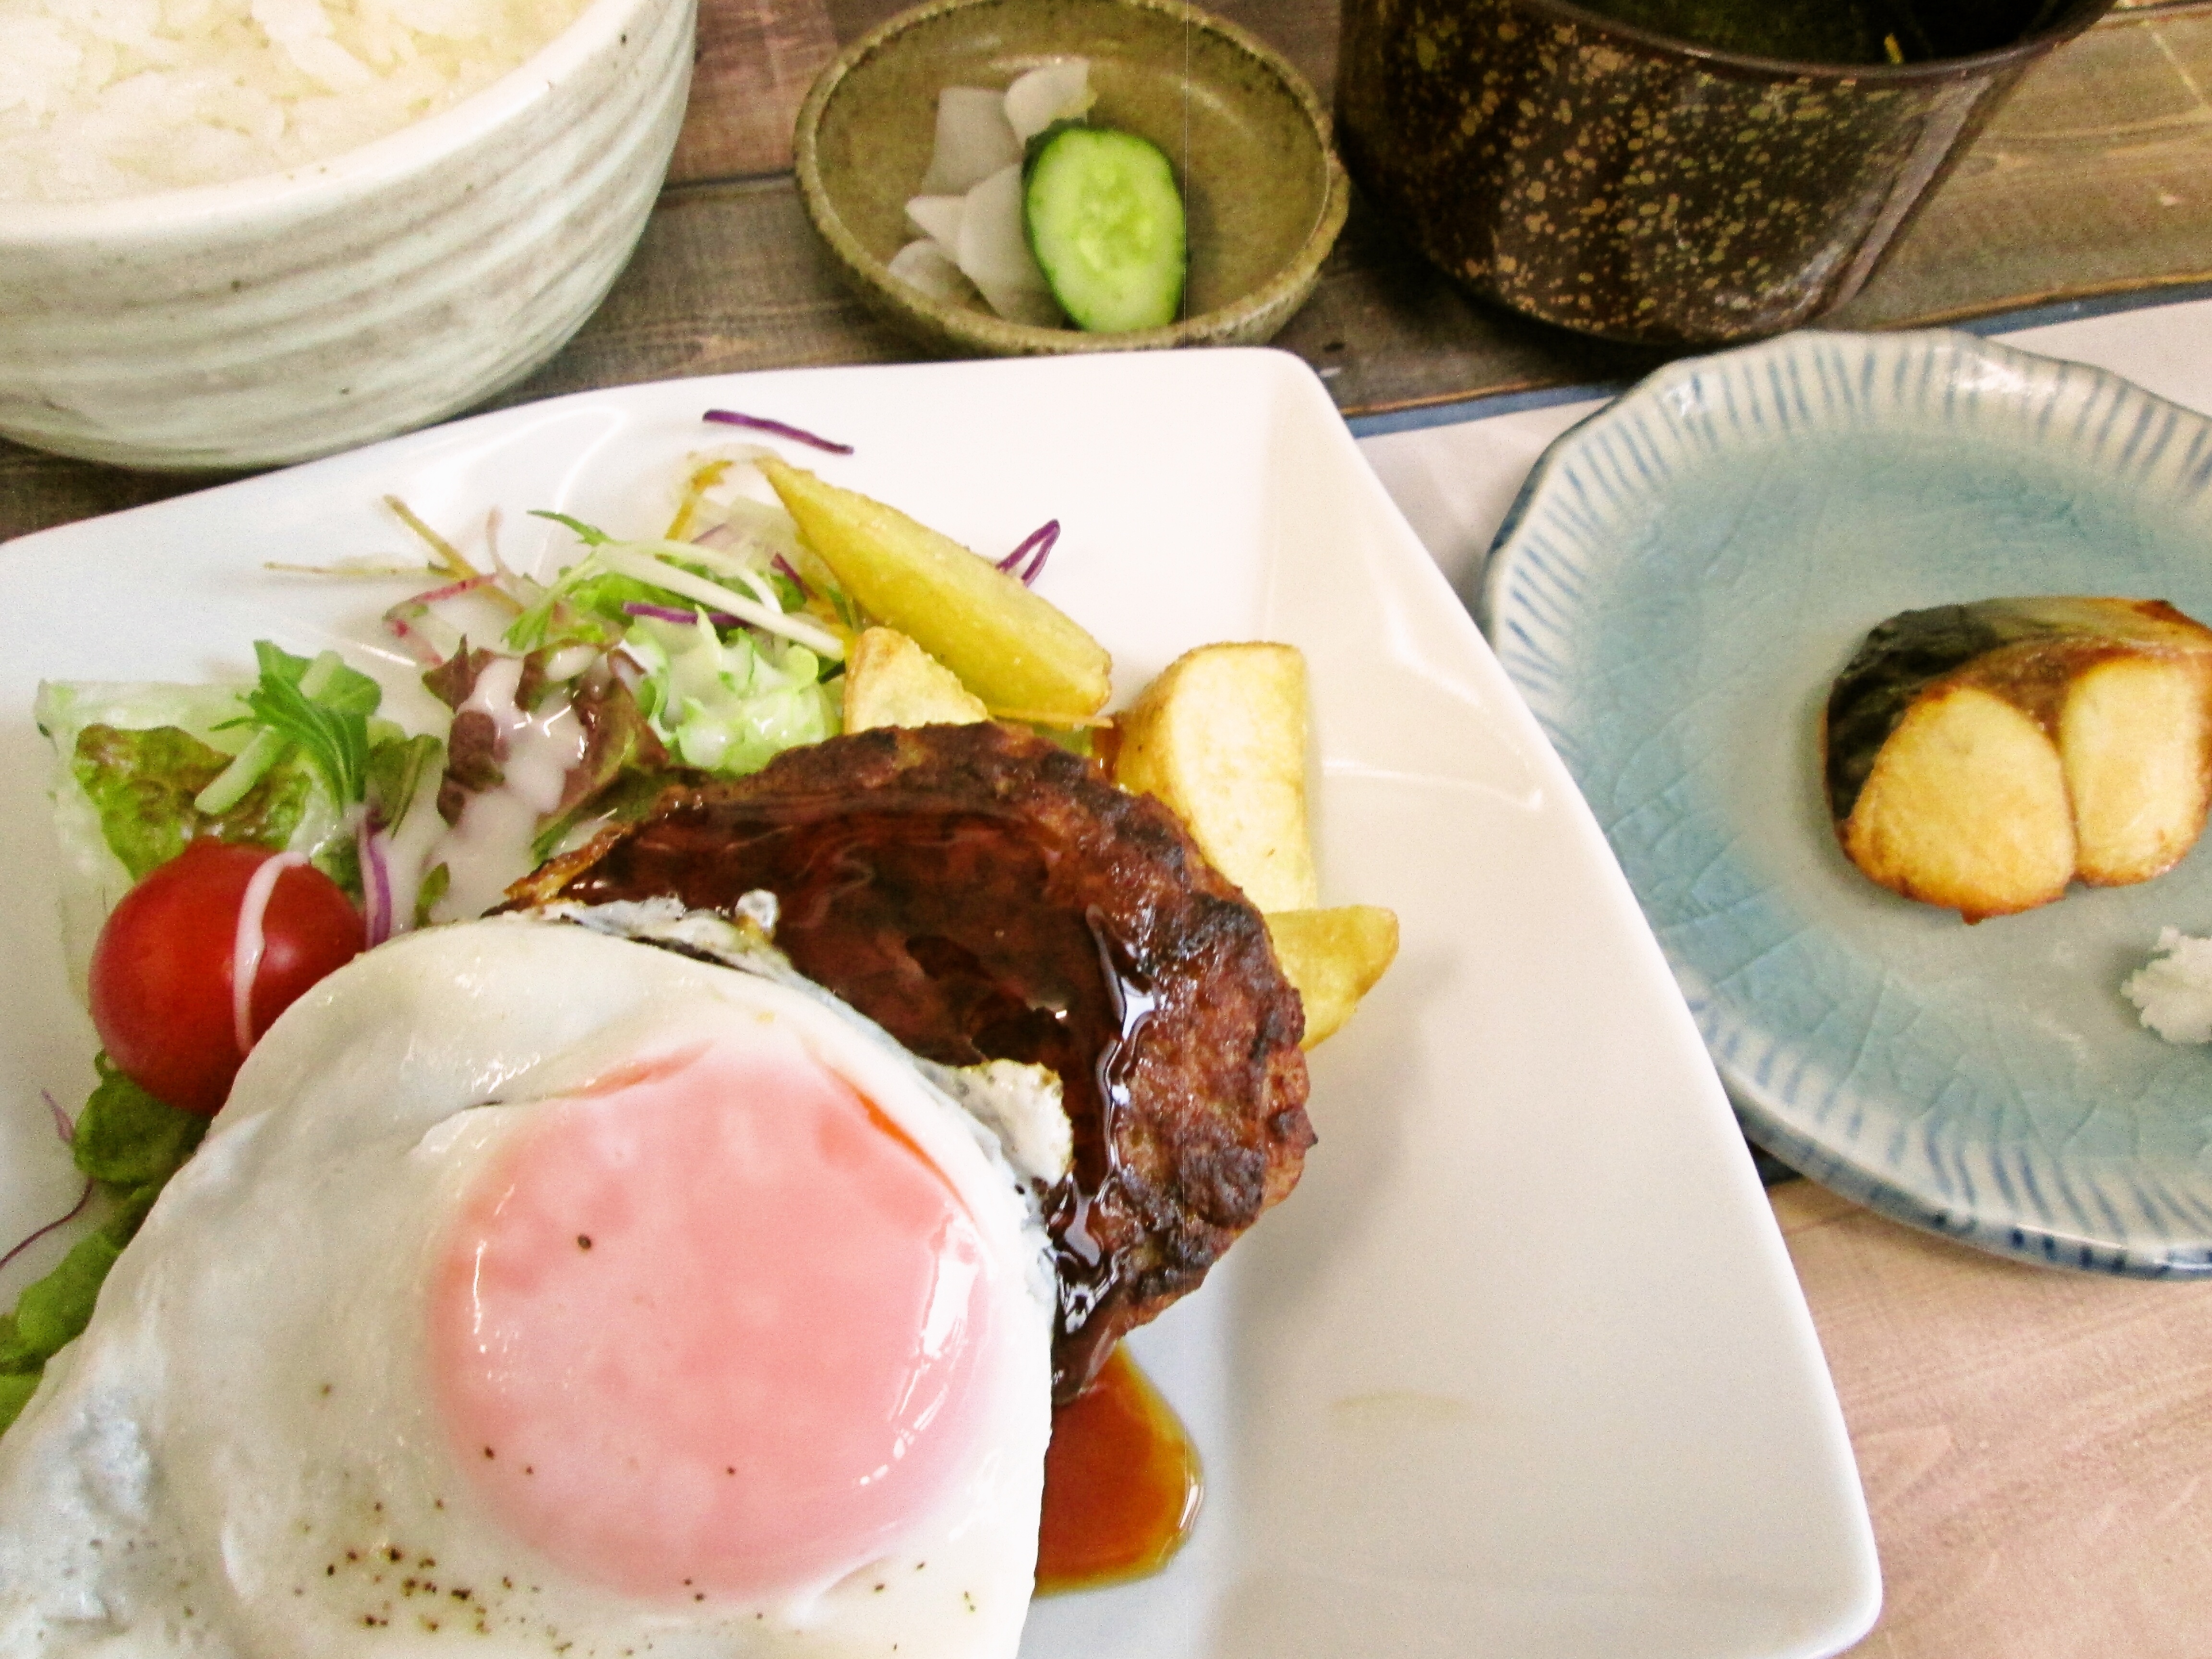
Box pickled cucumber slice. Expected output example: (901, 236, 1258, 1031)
(1022, 126, 1186, 333)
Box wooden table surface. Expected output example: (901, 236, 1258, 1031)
(9, 3, 2212, 1653)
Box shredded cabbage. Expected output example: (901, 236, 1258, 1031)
(624, 613, 839, 775)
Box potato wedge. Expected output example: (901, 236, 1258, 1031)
(1267, 906, 1399, 1047)
(1113, 642, 1318, 913)
(843, 627, 990, 732)
(761, 458, 1111, 719)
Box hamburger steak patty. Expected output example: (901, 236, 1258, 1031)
(511, 723, 1312, 1397)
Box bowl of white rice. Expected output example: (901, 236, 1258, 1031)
(0, 0, 692, 469)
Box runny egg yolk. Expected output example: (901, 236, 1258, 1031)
(428, 1031, 994, 1600)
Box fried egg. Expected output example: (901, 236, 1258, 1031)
(0, 910, 1058, 1659)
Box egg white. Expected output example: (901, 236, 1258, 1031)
(0, 914, 1058, 1659)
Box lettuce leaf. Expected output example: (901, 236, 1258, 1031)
(38, 676, 364, 990)
(3, 1182, 158, 1369)
(71, 723, 311, 881)
(72, 1057, 208, 1190)
(0, 1372, 38, 1431)
(0, 1066, 207, 1436)
(626, 615, 839, 776)
(213, 643, 382, 808)
(526, 672, 671, 862)
(11, 1220, 124, 1360)
(367, 733, 447, 831)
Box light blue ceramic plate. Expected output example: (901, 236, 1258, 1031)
(1480, 329, 2212, 1275)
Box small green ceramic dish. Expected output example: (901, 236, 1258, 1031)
(794, 0, 1349, 356)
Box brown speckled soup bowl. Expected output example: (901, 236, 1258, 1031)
(795, 0, 1349, 356)
(1338, 0, 2116, 347)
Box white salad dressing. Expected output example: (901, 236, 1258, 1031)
(431, 656, 588, 922)
(373, 784, 451, 940)
(231, 851, 310, 1057)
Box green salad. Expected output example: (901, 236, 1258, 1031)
(2, 439, 875, 1433)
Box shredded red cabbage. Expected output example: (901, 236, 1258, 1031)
(771, 555, 811, 600)
(702, 409, 855, 455)
(998, 520, 1060, 587)
(0, 1095, 93, 1275)
(359, 816, 394, 948)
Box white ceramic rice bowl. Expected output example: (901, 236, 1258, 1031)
(0, 0, 693, 471)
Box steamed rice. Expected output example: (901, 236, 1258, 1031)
(0, 0, 589, 204)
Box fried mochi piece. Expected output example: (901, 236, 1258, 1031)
(513, 723, 1312, 1396)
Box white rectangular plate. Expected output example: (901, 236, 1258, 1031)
(0, 349, 1877, 1658)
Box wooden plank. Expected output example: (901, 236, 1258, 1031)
(671, 0, 839, 183)
(1771, 1180, 2212, 1657)
(488, 178, 911, 400)
(1833, 1, 2212, 326)
(0, 446, 226, 541)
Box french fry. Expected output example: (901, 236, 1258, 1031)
(761, 458, 1111, 719)
(843, 627, 989, 732)
(1113, 642, 1318, 913)
(1267, 906, 1400, 1047)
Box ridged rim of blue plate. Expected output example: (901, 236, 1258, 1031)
(1479, 328, 2212, 1277)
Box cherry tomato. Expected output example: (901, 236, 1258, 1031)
(88, 840, 365, 1116)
